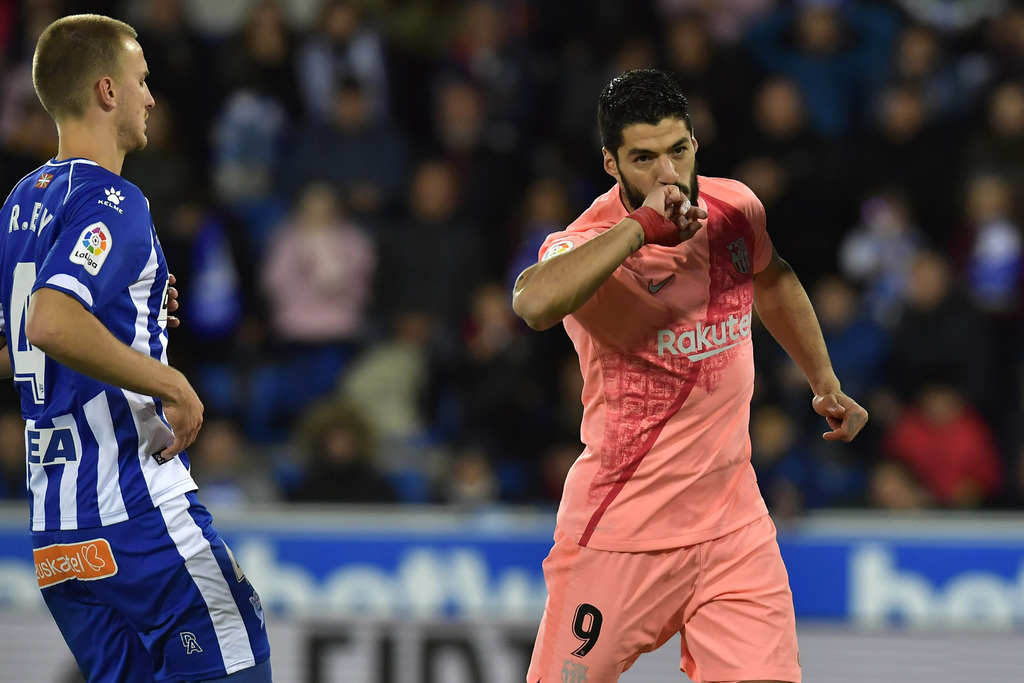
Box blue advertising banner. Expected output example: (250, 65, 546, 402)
(2, 505, 1023, 628)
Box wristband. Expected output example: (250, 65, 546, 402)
(628, 206, 679, 247)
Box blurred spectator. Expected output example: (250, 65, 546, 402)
(808, 274, 888, 404)
(733, 75, 847, 282)
(0, 408, 26, 500)
(366, 0, 462, 141)
(160, 202, 257, 418)
(868, 460, 931, 511)
(963, 80, 1024, 189)
(881, 21, 984, 124)
(286, 398, 397, 504)
(892, 0, 1004, 35)
(282, 75, 408, 222)
(0, 98, 56, 193)
(750, 402, 866, 520)
(249, 183, 375, 440)
(297, 0, 390, 124)
(983, 2, 1024, 82)
(838, 190, 927, 326)
(750, 402, 813, 521)
(999, 439, 1024, 509)
(951, 170, 1022, 316)
(881, 381, 1003, 509)
(661, 11, 757, 175)
(437, 442, 500, 508)
(132, 0, 214, 176)
(861, 82, 955, 243)
(452, 282, 551, 494)
(0, 2, 54, 139)
(885, 249, 993, 413)
(263, 183, 375, 348)
(338, 311, 450, 488)
(216, 0, 303, 120)
(655, 0, 775, 44)
(374, 158, 486, 340)
(535, 439, 582, 508)
(211, 0, 299, 228)
(441, 0, 535, 149)
(427, 77, 527, 241)
(189, 418, 279, 508)
(744, 0, 901, 138)
(121, 93, 195, 232)
(506, 176, 575, 294)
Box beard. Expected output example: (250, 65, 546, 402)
(619, 163, 700, 213)
(115, 112, 148, 155)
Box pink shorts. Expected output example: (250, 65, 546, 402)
(527, 514, 800, 683)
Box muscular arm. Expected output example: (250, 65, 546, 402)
(513, 184, 704, 331)
(753, 250, 868, 441)
(25, 287, 202, 456)
(512, 218, 644, 331)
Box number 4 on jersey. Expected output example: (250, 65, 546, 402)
(11, 261, 47, 404)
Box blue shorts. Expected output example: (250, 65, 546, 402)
(32, 491, 271, 683)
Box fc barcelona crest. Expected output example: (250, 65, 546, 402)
(727, 238, 750, 274)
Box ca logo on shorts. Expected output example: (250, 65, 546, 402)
(180, 632, 203, 654)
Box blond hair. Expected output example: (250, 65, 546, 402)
(32, 14, 138, 120)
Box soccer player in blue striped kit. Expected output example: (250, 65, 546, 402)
(0, 14, 271, 682)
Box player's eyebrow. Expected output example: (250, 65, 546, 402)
(626, 137, 691, 158)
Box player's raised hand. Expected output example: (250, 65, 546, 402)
(642, 183, 683, 215)
(634, 185, 707, 246)
(668, 193, 707, 244)
(812, 391, 869, 443)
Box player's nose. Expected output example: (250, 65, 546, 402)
(655, 155, 678, 183)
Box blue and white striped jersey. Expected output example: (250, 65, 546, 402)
(0, 158, 196, 531)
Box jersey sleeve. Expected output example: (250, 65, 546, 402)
(537, 223, 612, 262)
(727, 179, 773, 274)
(34, 181, 152, 312)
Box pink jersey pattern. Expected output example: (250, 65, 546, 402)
(539, 178, 774, 551)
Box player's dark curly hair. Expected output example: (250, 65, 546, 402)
(598, 69, 692, 160)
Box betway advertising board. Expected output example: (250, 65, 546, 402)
(2, 505, 1024, 628)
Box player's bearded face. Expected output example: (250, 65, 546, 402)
(114, 41, 152, 154)
(619, 165, 700, 214)
(115, 105, 147, 154)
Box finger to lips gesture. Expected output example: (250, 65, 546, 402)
(669, 192, 707, 243)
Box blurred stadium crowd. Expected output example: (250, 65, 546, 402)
(0, 0, 1022, 516)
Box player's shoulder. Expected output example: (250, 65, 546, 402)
(64, 161, 148, 219)
(566, 184, 625, 232)
(539, 185, 625, 261)
(68, 162, 144, 203)
(699, 176, 762, 211)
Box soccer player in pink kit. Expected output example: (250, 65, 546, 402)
(513, 69, 868, 683)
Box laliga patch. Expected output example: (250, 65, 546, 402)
(70, 221, 112, 275)
(542, 238, 575, 261)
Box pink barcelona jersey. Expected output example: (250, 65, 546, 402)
(538, 177, 774, 551)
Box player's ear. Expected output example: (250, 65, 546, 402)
(602, 148, 620, 181)
(96, 76, 117, 112)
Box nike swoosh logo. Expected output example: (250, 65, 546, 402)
(648, 275, 675, 293)
(686, 341, 742, 361)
